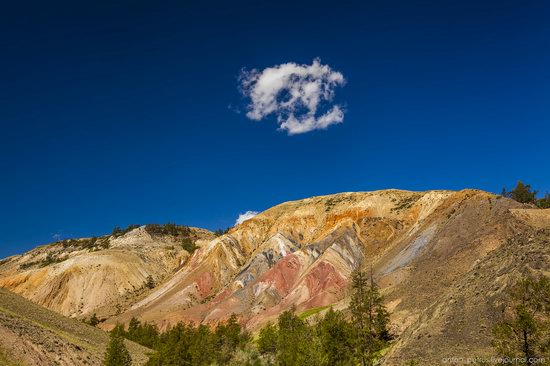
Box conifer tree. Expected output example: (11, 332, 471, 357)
(275, 308, 322, 366)
(111, 323, 126, 337)
(104, 331, 132, 366)
(493, 276, 550, 363)
(317, 308, 355, 366)
(125, 317, 159, 348)
(537, 193, 550, 209)
(257, 322, 278, 359)
(503, 181, 538, 204)
(215, 314, 249, 364)
(349, 269, 391, 366)
(188, 324, 216, 365)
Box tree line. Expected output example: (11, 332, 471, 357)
(256, 270, 391, 366)
(102, 268, 550, 365)
(104, 269, 392, 366)
(502, 181, 550, 208)
(105, 273, 550, 365)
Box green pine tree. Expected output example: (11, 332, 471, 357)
(316, 308, 355, 366)
(275, 308, 323, 366)
(215, 314, 249, 364)
(504, 181, 538, 204)
(493, 276, 550, 363)
(188, 324, 216, 365)
(257, 321, 278, 362)
(104, 331, 132, 366)
(111, 323, 126, 338)
(276, 309, 308, 365)
(349, 269, 391, 366)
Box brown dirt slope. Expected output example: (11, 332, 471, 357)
(383, 208, 550, 365)
(0, 287, 150, 366)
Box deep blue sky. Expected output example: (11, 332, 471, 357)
(1, 0, 549, 257)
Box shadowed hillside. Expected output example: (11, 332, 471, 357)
(0, 288, 150, 365)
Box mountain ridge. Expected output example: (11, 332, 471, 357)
(1, 189, 549, 364)
(0, 224, 215, 319)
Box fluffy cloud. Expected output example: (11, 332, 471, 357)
(235, 211, 259, 226)
(240, 59, 346, 135)
(52, 231, 63, 241)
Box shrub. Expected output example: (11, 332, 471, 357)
(502, 181, 538, 204)
(537, 193, 550, 209)
(145, 223, 191, 237)
(19, 253, 65, 270)
(112, 224, 141, 238)
(145, 275, 155, 289)
(88, 313, 100, 326)
(180, 238, 197, 254)
(214, 228, 231, 236)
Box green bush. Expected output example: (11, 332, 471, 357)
(537, 193, 550, 209)
(112, 224, 141, 237)
(19, 253, 65, 270)
(180, 238, 197, 254)
(87, 313, 100, 326)
(502, 181, 538, 204)
(145, 275, 155, 289)
(145, 223, 191, 237)
(214, 228, 231, 236)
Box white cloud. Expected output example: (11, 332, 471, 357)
(235, 211, 259, 226)
(240, 58, 346, 135)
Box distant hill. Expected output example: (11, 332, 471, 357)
(0, 225, 214, 319)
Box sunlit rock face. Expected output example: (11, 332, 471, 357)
(0, 225, 215, 318)
(105, 189, 527, 334)
(4, 189, 549, 364)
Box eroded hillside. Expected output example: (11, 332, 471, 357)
(2, 190, 548, 365)
(0, 225, 214, 319)
(384, 208, 550, 364)
(108, 190, 527, 334)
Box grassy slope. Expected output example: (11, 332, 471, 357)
(0, 347, 23, 366)
(298, 305, 332, 319)
(0, 288, 150, 365)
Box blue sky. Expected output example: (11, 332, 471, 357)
(1, 0, 549, 257)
